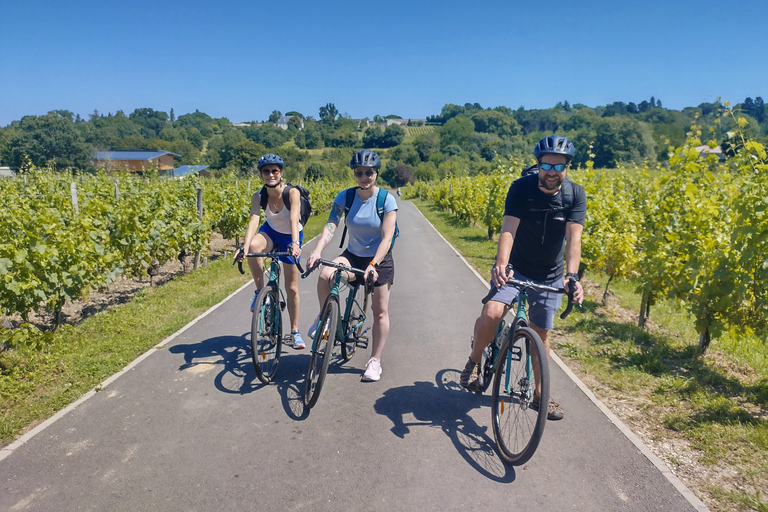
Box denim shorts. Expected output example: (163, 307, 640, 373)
(258, 222, 303, 265)
(490, 270, 563, 330)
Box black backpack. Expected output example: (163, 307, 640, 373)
(260, 183, 312, 226)
(339, 187, 399, 249)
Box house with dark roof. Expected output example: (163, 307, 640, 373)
(94, 150, 181, 172)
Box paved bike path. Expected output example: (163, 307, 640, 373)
(0, 199, 703, 511)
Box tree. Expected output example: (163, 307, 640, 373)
(318, 103, 339, 124)
(440, 116, 475, 148)
(129, 108, 169, 137)
(3, 112, 94, 171)
(470, 110, 520, 138)
(170, 108, 175, 122)
(268, 110, 282, 123)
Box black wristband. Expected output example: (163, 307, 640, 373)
(566, 272, 580, 281)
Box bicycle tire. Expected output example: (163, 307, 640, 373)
(251, 285, 282, 384)
(304, 296, 338, 409)
(342, 282, 368, 361)
(491, 326, 549, 465)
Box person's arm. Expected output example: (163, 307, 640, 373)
(238, 194, 261, 261)
(288, 187, 302, 258)
(365, 210, 397, 282)
(564, 221, 584, 304)
(307, 202, 343, 268)
(491, 215, 519, 288)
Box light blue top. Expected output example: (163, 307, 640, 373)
(333, 188, 398, 258)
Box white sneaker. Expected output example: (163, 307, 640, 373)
(307, 313, 321, 339)
(362, 357, 382, 382)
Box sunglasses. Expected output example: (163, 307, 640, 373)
(261, 168, 281, 175)
(354, 169, 376, 178)
(539, 163, 567, 172)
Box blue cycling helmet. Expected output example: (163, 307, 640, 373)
(257, 153, 284, 170)
(534, 135, 575, 161)
(349, 149, 381, 169)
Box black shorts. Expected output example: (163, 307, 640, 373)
(340, 249, 395, 287)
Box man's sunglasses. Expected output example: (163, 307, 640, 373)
(539, 163, 567, 172)
(354, 169, 376, 178)
(261, 168, 281, 175)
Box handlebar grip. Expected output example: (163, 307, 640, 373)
(301, 261, 319, 279)
(481, 287, 498, 305)
(295, 259, 305, 275)
(559, 278, 578, 320)
(233, 247, 245, 274)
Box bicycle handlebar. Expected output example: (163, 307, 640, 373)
(481, 266, 579, 320)
(301, 258, 375, 294)
(232, 247, 304, 274)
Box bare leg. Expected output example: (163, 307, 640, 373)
(470, 300, 508, 363)
(370, 283, 391, 359)
(246, 233, 273, 289)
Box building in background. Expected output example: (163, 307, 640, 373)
(94, 150, 180, 172)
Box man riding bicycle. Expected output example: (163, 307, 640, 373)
(459, 135, 586, 420)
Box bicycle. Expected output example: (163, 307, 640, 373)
(476, 266, 577, 465)
(234, 247, 304, 385)
(300, 259, 374, 409)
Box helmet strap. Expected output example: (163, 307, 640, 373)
(264, 179, 283, 189)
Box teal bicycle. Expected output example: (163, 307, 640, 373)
(234, 248, 303, 385)
(478, 266, 576, 465)
(300, 259, 373, 409)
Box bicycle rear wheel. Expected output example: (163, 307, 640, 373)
(304, 296, 338, 409)
(491, 326, 549, 465)
(251, 285, 282, 384)
(342, 282, 369, 361)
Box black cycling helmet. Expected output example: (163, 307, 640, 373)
(534, 135, 575, 161)
(257, 153, 284, 170)
(349, 149, 381, 169)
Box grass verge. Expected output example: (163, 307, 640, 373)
(0, 215, 326, 447)
(410, 197, 768, 512)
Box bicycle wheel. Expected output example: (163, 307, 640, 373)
(491, 326, 549, 465)
(342, 282, 369, 361)
(251, 285, 282, 384)
(304, 296, 338, 409)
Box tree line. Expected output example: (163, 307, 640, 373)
(1, 97, 766, 186)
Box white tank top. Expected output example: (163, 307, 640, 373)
(262, 191, 303, 234)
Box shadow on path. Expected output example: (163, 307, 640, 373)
(374, 369, 515, 482)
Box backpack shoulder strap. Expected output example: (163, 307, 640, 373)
(339, 187, 359, 248)
(282, 183, 293, 211)
(375, 188, 387, 221)
(259, 186, 268, 211)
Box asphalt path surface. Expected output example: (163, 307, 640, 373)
(1, 198, 703, 511)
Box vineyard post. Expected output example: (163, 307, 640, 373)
(113, 178, 120, 200)
(194, 188, 203, 269)
(70, 182, 79, 218)
(247, 180, 251, 194)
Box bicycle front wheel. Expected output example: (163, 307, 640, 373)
(491, 326, 549, 465)
(251, 285, 282, 384)
(342, 282, 369, 361)
(304, 296, 338, 409)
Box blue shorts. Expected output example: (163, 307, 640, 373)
(258, 222, 303, 265)
(490, 270, 563, 330)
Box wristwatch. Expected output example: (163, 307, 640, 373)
(566, 272, 580, 281)
(369, 261, 379, 270)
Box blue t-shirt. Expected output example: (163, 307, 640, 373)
(333, 188, 398, 258)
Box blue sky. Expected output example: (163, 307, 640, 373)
(1, 0, 766, 126)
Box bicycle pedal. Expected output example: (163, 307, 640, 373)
(355, 335, 369, 349)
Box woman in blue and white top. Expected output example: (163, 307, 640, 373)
(306, 149, 398, 382)
(239, 153, 306, 349)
